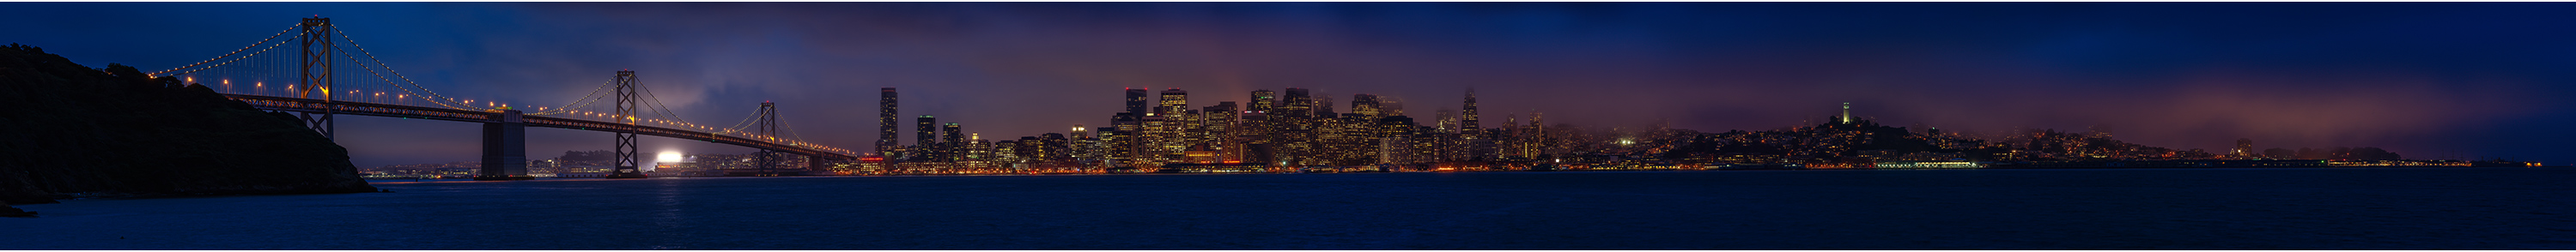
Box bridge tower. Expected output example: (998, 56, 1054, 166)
(297, 16, 336, 140)
(474, 109, 534, 181)
(754, 101, 780, 177)
(606, 70, 648, 179)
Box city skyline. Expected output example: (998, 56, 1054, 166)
(5, 3, 2570, 167)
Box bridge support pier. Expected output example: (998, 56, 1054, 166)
(475, 110, 534, 181)
(810, 155, 827, 176)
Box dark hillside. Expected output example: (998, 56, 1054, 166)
(0, 44, 375, 207)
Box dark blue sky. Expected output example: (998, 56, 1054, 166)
(9, 3, 2573, 166)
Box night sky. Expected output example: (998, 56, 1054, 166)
(9, 3, 2573, 167)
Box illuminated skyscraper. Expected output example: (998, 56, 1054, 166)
(1205, 102, 1240, 161)
(1352, 93, 1383, 119)
(1382, 97, 1406, 117)
(1249, 89, 1276, 114)
(1282, 88, 1313, 117)
(916, 115, 938, 161)
(1109, 112, 1142, 163)
(1072, 124, 1102, 165)
(1038, 133, 1068, 162)
(943, 123, 964, 162)
(1158, 88, 1190, 117)
(1462, 88, 1480, 133)
(1126, 88, 1151, 118)
(965, 132, 992, 163)
(878, 87, 897, 154)
(1279, 88, 1317, 165)
(1143, 113, 1176, 161)
(1460, 88, 1491, 161)
(1315, 93, 1336, 117)
(1321, 113, 1379, 165)
(1377, 116, 1419, 164)
(1525, 112, 1546, 158)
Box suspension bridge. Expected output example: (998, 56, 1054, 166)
(150, 16, 855, 179)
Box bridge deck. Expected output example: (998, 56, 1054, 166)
(226, 94, 854, 160)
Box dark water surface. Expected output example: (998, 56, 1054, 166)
(7, 168, 2574, 249)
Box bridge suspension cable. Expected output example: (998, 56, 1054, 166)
(149, 24, 299, 77)
(528, 80, 614, 116)
(331, 25, 488, 111)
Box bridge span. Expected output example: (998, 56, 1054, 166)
(156, 16, 855, 179)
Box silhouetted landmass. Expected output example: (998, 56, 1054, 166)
(0, 44, 375, 206)
(2263, 147, 2403, 160)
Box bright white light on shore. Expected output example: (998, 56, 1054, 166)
(657, 152, 683, 163)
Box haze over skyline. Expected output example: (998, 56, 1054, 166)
(7, 2, 2570, 167)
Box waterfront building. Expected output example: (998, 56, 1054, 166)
(1071, 124, 1102, 165)
(1041, 133, 1070, 162)
(993, 140, 1022, 164)
(1377, 116, 1420, 164)
(1109, 112, 1142, 163)
(1236, 111, 1276, 165)
(1279, 88, 1317, 165)
(2233, 138, 2255, 158)
(965, 132, 993, 163)
(1321, 113, 1380, 165)
(1203, 102, 1240, 162)
(1142, 114, 1177, 161)
(1012, 136, 1040, 164)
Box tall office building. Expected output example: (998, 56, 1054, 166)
(1040, 133, 1070, 162)
(1099, 125, 1132, 166)
(1109, 112, 1142, 163)
(1462, 88, 1480, 132)
(1072, 124, 1101, 164)
(1282, 88, 1314, 117)
(943, 123, 964, 162)
(1460, 88, 1490, 161)
(1157, 88, 1190, 117)
(916, 115, 938, 161)
(1352, 94, 1384, 119)
(1377, 116, 1419, 164)
(1205, 102, 1240, 161)
(1382, 97, 1406, 117)
(878, 87, 897, 154)
(1315, 93, 1336, 117)
(1249, 89, 1276, 114)
(1142, 113, 1177, 161)
(1126, 88, 1151, 117)
(1524, 112, 1546, 158)
(1279, 88, 1316, 165)
(964, 132, 991, 162)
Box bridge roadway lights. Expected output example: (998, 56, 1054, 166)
(474, 110, 536, 181)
